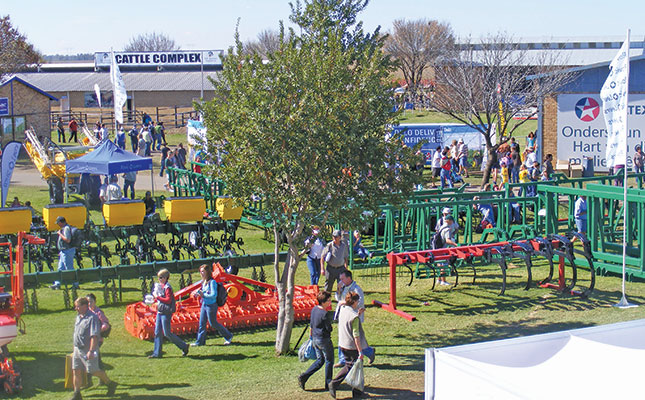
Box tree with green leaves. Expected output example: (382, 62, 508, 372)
(0, 15, 40, 80)
(198, 0, 422, 354)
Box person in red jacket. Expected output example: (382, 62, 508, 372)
(68, 118, 79, 143)
(148, 269, 189, 358)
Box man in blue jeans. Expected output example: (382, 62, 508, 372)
(191, 264, 233, 347)
(50, 216, 77, 290)
(333, 270, 375, 368)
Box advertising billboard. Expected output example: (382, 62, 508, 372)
(557, 94, 645, 171)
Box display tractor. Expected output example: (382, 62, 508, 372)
(0, 232, 46, 394)
(23, 127, 98, 204)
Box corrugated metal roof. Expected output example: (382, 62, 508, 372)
(13, 71, 220, 92)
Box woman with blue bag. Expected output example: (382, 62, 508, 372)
(298, 291, 334, 391)
(191, 264, 234, 347)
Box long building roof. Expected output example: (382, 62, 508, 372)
(13, 70, 219, 92)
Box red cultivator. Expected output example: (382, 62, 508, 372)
(124, 263, 319, 340)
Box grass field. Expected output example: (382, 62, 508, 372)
(7, 115, 642, 399)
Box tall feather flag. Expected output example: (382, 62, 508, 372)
(601, 37, 629, 169)
(110, 52, 127, 124)
(601, 31, 635, 308)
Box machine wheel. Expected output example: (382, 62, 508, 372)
(48, 177, 64, 204)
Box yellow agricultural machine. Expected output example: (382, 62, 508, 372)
(23, 128, 97, 204)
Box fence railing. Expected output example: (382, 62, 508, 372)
(51, 107, 199, 131)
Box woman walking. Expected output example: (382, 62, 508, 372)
(298, 291, 334, 391)
(191, 264, 234, 347)
(329, 291, 369, 399)
(149, 269, 189, 358)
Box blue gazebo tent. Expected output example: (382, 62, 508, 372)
(65, 140, 154, 198)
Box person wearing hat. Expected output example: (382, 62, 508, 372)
(436, 215, 459, 286)
(320, 230, 349, 293)
(51, 216, 77, 290)
(435, 207, 452, 232)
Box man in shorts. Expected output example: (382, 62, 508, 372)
(71, 297, 117, 399)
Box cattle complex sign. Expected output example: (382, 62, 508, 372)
(557, 93, 645, 171)
(95, 51, 222, 68)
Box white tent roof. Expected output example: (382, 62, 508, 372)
(426, 319, 645, 399)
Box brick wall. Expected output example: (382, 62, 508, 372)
(541, 95, 558, 159)
(0, 80, 52, 142)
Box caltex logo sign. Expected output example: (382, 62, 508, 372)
(575, 97, 600, 122)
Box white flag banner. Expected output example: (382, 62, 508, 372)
(601, 39, 630, 169)
(110, 52, 127, 124)
(94, 83, 101, 108)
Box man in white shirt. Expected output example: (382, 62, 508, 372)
(431, 145, 442, 188)
(106, 176, 122, 202)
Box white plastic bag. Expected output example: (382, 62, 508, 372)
(345, 358, 364, 391)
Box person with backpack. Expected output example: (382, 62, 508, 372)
(433, 215, 459, 286)
(190, 264, 233, 347)
(149, 269, 189, 358)
(50, 216, 79, 290)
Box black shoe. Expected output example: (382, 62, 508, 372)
(70, 391, 83, 400)
(106, 380, 117, 396)
(297, 374, 306, 390)
(329, 384, 336, 399)
(182, 346, 189, 357)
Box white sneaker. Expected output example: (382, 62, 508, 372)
(439, 281, 450, 286)
(224, 338, 233, 346)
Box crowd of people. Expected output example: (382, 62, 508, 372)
(298, 229, 375, 398)
(430, 138, 468, 189)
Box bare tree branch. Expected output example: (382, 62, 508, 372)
(384, 19, 454, 101)
(124, 32, 180, 52)
(432, 33, 578, 186)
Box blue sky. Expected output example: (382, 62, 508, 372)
(3, 0, 643, 55)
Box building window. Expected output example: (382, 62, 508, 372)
(588, 42, 596, 48)
(573, 43, 581, 49)
(0, 115, 27, 143)
(84, 92, 114, 107)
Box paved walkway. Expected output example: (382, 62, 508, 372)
(13, 163, 170, 193)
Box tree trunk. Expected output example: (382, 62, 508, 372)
(480, 146, 498, 188)
(274, 243, 299, 355)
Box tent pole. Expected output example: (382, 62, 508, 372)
(150, 164, 155, 197)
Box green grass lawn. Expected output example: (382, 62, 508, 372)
(7, 133, 642, 399)
(12, 251, 645, 399)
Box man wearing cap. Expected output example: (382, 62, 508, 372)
(320, 230, 349, 293)
(435, 207, 452, 232)
(51, 216, 76, 290)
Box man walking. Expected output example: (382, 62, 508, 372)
(334, 270, 375, 367)
(320, 230, 348, 293)
(51, 216, 76, 290)
(70, 297, 117, 400)
(129, 125, 139, 153)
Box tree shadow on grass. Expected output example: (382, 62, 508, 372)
(14, 351, 68, 398)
